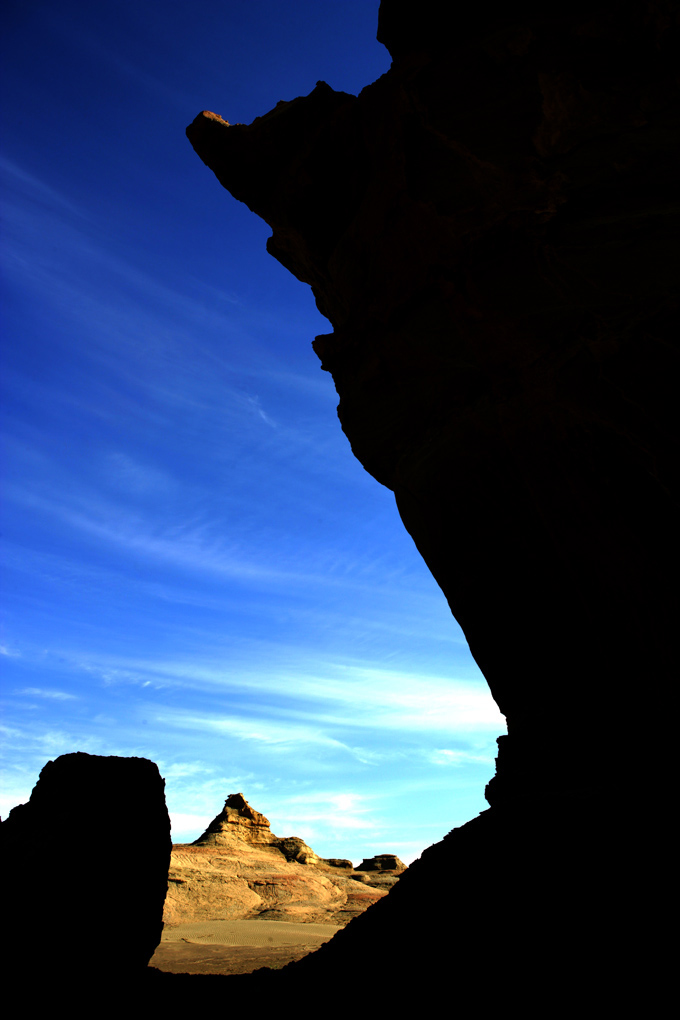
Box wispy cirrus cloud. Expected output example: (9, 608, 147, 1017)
(157, 711, 352, 753)
(4, 484, 308, 587)
(52, 645, 503, 733)
(16, 688, 77, 701)
(428, 748, 496, 767)
(270, 791, 379, 842)
(1, 163, 338, 494)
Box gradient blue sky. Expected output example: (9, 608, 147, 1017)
(1, 1, 506, 864)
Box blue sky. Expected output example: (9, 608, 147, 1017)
(1, 1, 505, 864)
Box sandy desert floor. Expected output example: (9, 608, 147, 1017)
(150, 919, 340, 975)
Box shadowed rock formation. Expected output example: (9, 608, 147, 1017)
(187, 2, 678, 810)
(1, 753, 171, 994)
(181, 0, 678, 1008)
(164, 793, 405, 926)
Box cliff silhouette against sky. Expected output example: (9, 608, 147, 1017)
(2, 1, 675, 1012)
(186, 0, 677, 1009)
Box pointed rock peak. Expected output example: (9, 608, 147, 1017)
(192, 792, 275, 847)
(224, 792, 267, 822)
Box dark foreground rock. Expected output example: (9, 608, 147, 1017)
(184, 0, 677, 1009)
(1, 752, 171, 988)
(187, 0, 678, 809)
(11, 0, 674, 1010)
(139, 796, 667, 1012)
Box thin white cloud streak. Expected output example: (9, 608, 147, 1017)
(160, 762, 215, 779)
(54, 642, 501, 727)
(5, 482, 363, 589)
(146, 661, 505, 736)
(0, 183, 368, 506)
(0, 724, 25, 740)
(0, 157, 88, 221)
(1, 530, 468, 656)
(1, 537, 459, 648)
(270, 792, 379, 839)
(428, 748, 496, 766)
(31, 496, 290, 583)
(0, 726, 105, 759)
(2, 213, 337, 503)
(15, 688, 77, 701)
(157, 713, 353, 754)
(3, 457, 448, 606)
(155, 705, 501, 748)
(1, 164, 325, 394)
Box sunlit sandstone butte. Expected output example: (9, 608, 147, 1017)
(185, 0, 677, 1009)
(164, 792, 405, 926)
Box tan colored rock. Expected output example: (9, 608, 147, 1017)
(192, 792, 275, 846)
(163, 794, 405, 926)
(356, 854, 406, 873)
(274, 836, 320, 865)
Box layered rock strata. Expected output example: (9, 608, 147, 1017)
(355, 853, 404, 872)
(185, 0, 678, 1007)
(164, 793, 405, 926)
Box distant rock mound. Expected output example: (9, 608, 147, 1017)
(275, 836, 320, 865)
(164, 793, 405, 926)
(356, 854, 406, 873)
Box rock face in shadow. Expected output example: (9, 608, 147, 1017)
(1, 753, 171, 987)
(164, 793, 405, 925)
(184, 0, 677, 1007)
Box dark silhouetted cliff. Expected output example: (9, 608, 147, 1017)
(131, 0, 680, 1010)
(1, 753, 171, 1001)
